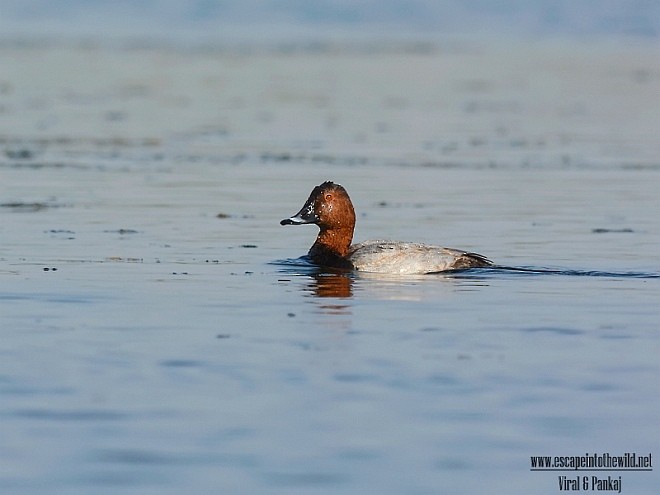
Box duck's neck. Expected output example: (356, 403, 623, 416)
(309, 227, 354, 268)
(314, 227, 353, 257)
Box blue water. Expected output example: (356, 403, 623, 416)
(2, 253, 657, 494)
(1, 0, 658, 38)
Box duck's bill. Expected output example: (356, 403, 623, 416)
(280, 203, 319, 225)
(280, 213, 318, 225)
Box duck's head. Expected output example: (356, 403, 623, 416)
(280, 181, 356, 232)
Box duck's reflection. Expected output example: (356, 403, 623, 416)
(306, 271, 353, 314)
(310, 271, 353, 298)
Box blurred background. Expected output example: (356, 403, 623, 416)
(1, 0, 659, 41)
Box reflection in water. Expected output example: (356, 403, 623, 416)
(309, 272, 353, 298)
(273, 258, 354, 312)
(307, 272, 353, 315)
(272, 259, 355, 314)
(276, 260, 658, 321)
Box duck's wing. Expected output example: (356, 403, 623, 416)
(348, 240, 492, 274)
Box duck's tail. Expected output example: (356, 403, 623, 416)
(457, 252, 494, 269)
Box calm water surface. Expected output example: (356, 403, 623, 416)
(1, 41, 659, 494)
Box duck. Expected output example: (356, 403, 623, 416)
(280, 181, 492, 274)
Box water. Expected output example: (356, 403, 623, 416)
(1, 40, 659, 494)
(1, 0, 658, 38)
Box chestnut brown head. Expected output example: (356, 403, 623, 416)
(280, 181, 355, 232)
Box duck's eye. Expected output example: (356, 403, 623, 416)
(325, 193, 333, 201)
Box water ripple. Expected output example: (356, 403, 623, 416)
(273, 259, 660, 279)
(453, 266, 660, 279)
(12, 408, 128, 421)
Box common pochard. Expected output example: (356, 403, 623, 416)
(280, 181, 492, 274)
